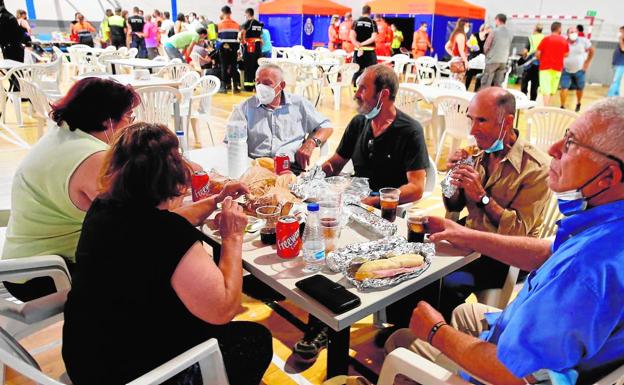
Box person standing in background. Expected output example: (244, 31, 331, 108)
(173, 13, 186, 35)
(159, 11, 174, 38)
(328, 15, 341, 51)
(15, 9, 31, 37)
(445, 18, 470, 81)
(481, 13, 513, 88)
(577, 24, 585, 38)
(560, 26, 594, 111)
(108, 7, 127, 49)
(0, 0, 25, 63)
(374, 15, 392, 57)
(390, 24, 403, 55)
(128, 6, 147, 58)
(217, 6, 241, 94)
(71, 13, 96, 47)
(520, 23, 544, 101)
(351, 5, 378, 85)
(260, 24, 272, 58)
(99, 9, 112, 47)
(240, 8, 263, 92)
(143, 15, 159, 59)
(465, 24, 490, 91)
(607, 26, 624, 96)
(535, 22, 569, 106)
(412, 22, 433, 58)
(187, 12, 203, 33)
(339, 12, 354, 53)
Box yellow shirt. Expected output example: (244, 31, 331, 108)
(463, 136, 551, 237)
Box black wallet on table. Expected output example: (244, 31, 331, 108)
(295, 275, 361, 314)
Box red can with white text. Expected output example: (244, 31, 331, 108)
(274, 153, 290, 175)
(191, 171, 211, 202)
(276, 216, 301, 259)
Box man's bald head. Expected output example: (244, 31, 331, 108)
(472, 87, 516, 118)
(467, 87, 516, 151)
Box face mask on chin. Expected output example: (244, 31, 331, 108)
(484, 115, 507, 154)
(555, 167, 610, 216)
(569, 32, 578, 41)
(256, 83, 280, 105)
(362, 92, 383, 120)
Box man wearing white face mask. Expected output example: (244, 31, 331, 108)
(227, 64, 333, 171)
(560, 26, 594, 112)
(385, 97, 624, 385)
(378, 87, 550, 346)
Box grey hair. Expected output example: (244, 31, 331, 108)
(584, 97, 624, 162)
(256, 64, 284, 83)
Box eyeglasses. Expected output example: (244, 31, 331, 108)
(563, 128, 624, 172)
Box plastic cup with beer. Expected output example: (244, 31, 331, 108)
(406, 208, 428, 243)
(379, 187, 401, 223)
(256, 205, 280, 245)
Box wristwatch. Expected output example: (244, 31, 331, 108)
(476, 194, 490, 208)
(309, 137, 322, 147)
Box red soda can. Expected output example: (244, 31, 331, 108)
(276, 216, 301, 259)
(274, 153, 290, 175)
(191, 171, 211, 202)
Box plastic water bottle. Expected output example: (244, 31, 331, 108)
(302, 203, 326, 273)
(226, 104, 248, 179)
(176, 130, 188, 158)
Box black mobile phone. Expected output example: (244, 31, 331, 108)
(295, 275, 361, 314)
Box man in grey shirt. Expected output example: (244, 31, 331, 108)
(481, 13, 513, 88)
(227, 64, 334, 171)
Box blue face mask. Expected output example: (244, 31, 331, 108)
(555, 167, 610, 216)
(364, 93, 383, 120)
(484, 116, 506, 154)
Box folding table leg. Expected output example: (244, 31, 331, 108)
(327, 327, 350, 379)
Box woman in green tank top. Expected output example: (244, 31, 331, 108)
(1, 78, 140, 301)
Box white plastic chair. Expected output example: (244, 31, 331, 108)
(117, 46, 128, 56)
(97, 51, 126, 73)
(391, 54, 411, 81)
(136, 86, 183, 132)
(408, 56, 439, 85)
(17, 79, 53, 139)
(153, 55, 169, 62)
(0, 327, 230, 385)
(435, 78, 467, 92)
(184, 75, 221, 147)
(539, 193, 562, 240)
(378, 348, 471, 385)
(155, 63, 192, 81)
(127, 47, 138, 59)
(525, 107, 579, 153)
(432, 95, 472, 168)
(396, 86, 433, 145)
(326, 63, 359, 110)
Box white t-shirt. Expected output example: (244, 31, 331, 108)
(564, 37, 591, 73)
(159, 19, 175, 35)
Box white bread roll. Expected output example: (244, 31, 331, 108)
(355, 253, 425, 280)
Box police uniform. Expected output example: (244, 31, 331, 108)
(241, 18, 263, 91)
(127, 14, 146, 58)
(108, 14, 126, 48)
(352, 16, 378, 85)
(217, 17, 241, 92)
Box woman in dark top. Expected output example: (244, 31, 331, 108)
(62, 122, 272, 385)
(465, 24, 490, 91)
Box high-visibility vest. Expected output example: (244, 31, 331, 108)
(528, 33, 545, 55)
(207, 22, 217, 41)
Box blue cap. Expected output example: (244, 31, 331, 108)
(307, 203, 319, 212)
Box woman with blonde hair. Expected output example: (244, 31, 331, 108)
(328, 14, 341, 51)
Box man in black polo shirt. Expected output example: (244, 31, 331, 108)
(350, 5, 378, 86)
(127, 6, 146, 58)
(292, 64, 429, 362)
(323, 64, 429, 206)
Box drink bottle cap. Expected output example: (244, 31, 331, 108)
(307, 203, 319, 212)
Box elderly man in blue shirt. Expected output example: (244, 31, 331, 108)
(385, 97, 624, 384)
(227, 63, 333, 171)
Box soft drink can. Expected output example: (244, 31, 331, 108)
(191, 171, 211, 202)
(274, 153, 290, 175)
(276, 216, 301, 259)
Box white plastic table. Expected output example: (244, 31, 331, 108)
(108, 58, 168, 74)
(188, 147, 479, 379)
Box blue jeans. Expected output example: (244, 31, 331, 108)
(608, 65, 624, 96)
(164, 43, 183, 60)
